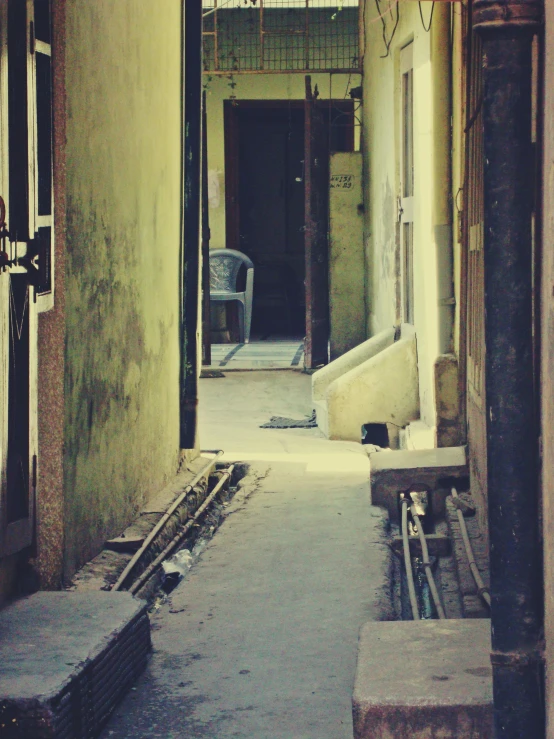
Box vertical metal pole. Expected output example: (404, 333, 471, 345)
(260, 0, 264, 71)
(214, 0, 219, 72)
(473, 0, 544, 736)
(201, 90, 212, 367)
(181, 0, 202, 449)
(305, 0, 310, 72)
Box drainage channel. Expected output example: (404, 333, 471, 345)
(110, 461, 249, 600)
(393, 485, 491, 621)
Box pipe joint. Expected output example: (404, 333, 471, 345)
(473, 0, 543, 34)
(490, 648, 545, 669)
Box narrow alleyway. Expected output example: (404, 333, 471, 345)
(101, 370, 391, 739)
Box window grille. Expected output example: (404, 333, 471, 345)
(202, 1, 361, 74)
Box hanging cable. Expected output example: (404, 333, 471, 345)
(411, 507, 446, 619)
(418, 1, 434, 32)
(375, 0, 400, 59)
(401, 498, 420, 620)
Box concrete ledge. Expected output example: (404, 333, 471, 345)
(317, 327, 419, 444)
(370, 446, 468, 521)
(312, 326, 396, 402)
(0, 592, 150, 738)
(353, 619, 493, 739)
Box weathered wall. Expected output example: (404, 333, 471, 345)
(542, 0, 554, 729)
(62, 0, 183, 577)
(35, 0, 67, 590)
(204, 72, 360, 252)
(362, 1, 451, 435)
(329, 152, 365, 358)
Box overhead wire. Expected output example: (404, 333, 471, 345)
(375, 0, 400, 58)
(418, 1, 434, 32)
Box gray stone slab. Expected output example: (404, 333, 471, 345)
(0, 591, 150, 738)
(370, 446, 468, 521)
(353, 619, 493, 739)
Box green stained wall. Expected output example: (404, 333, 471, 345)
(63, 0, 183, 577)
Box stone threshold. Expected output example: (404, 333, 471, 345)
(353, 619, 493, 739)
(0, 591, 150, 739)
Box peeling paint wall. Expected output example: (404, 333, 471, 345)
(62, 0, 183, 578)
(362, 1, 452, 436)
(329, 152, 365, 358)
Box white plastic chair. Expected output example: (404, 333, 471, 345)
(209, 249, 254, 343)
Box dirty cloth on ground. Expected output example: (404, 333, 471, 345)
(260, 410, 317, 429)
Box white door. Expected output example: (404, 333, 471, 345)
(400, 42, 414, 325)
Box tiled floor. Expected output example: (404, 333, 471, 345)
(206, 340, 305, 369)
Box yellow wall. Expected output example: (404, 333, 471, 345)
(204, 72, 360, 251)
(329, 152, 366, 358)
(362, 0, 452, 434)
(62, 0, 183, 577)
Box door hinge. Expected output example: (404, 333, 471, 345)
(397, 197, 404, 222)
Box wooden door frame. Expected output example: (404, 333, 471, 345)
(223, 98, 355, 253)
(399, 42, 414, 326)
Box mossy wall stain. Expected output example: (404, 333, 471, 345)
(62, 0, 183, 578)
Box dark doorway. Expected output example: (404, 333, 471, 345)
(237, 105, 305, 338)
(224, 99, 355, 344)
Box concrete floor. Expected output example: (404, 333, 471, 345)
(101, 371, 391, 739)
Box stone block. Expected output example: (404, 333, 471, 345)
(353, 619, 493, 739)
(370, 446, 468, 521)
(317, 326, 419, 444)
(0, 591, 150, 738)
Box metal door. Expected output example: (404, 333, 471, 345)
(304, 75, 329, 368)
(0, 0, 54, 556)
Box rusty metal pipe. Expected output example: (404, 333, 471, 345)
(473, 2, 544, 734)
(129, 465, 235, 596)
(111, 451, 223, 591)
(401, 498, 420, 620)
(451, 487, 491, 608)
(411, 508, 446, 619)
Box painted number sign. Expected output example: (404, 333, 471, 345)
(330, 174, 354, 190)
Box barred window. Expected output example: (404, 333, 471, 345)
(202, 1, 361, 74)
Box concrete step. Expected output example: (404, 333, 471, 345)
(370, 446, 468, 521)
(0, 591, 150, 738)
(353, 619, 493, 739)
(312, 326, 419, 445)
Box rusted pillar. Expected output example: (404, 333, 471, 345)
(472, 0, 544, 735)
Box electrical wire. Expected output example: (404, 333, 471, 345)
(418, 1, 434, 32)
(375, 0, 400, 59)
(203, 0, 253, 18)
